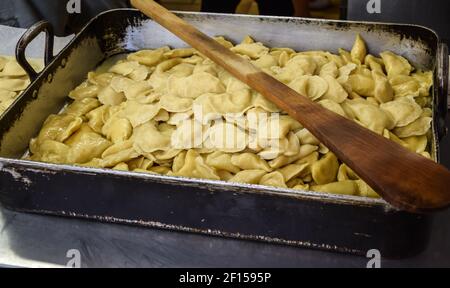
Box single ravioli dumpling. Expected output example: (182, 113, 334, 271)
(133, 122, 173, 153)
(171, 119, 206, 149)
(154, 109, 170, 122)
(347, 73, 375, 97)
(110, 76, 135, 93)
(296, 129, 320, 145)
(207, 89, 253, 115)
(282, 132, 301, 157)
(127, 47, 170, 67)
(344, 100, 395, 134)
(122, 100, 161, 127)
(389, 75, 421, 98)
(252, 54, 278, 69)
(0, 60, 27, 77)
(257, 139, 288, 160)
(380, 51, 413, 78)
(153, 148, 181, 161)
(286, 55, 318, 76)
(320, 75, 348, 103)
(169, 72, 225, 99)
(109, 60, 141, 76)
(101, 148, 140, 168)
(214, 36, 234, 49)
(167, 112, 193, 126)
(164, 48, 196, 59)
(311, 180, 358, 196)
(69, 82, 100, 100)
(380, 96, 422, 127)
(318, 99, 346, 117)
(421, 108, 432, 118)
(402, 135, 428, 154)
(123, 81, 153, 101)
(0, 89, 16, 102)
(278, 163, 309, 182)
(365, 55, 384, 73)
(98, 86, 125, 106)
(65, 125, 112, 164)
(31, 114, 83, 153)
(31, 140, 70, 164)
(167, 62, 195, 78)
(268, 144, 318, 169)
(0, 99, 15, 114)
(171, 151, 187, 173)
(289, 75, 328, 101)
(217, 170, 234, 181)
(113, 163, 130, 171)
(173, 150, 220, 180)
(338, 63, 357, 79)
(319, 61, 339, 78)
(64, 98, 101, 117)
(102, 117, 133, 143)
(206, 121, 248, 153)
(372, 70, 394, 103)
(231, 153, 271, 172)
(356, 180, 379, 198)
(230, 42, 269, 59)
(350, 34, 367, 64)
(127, 156, 154, 171)
(311, 152, 339, 185)
(412, 71, 433, 97)
(393, 117, 432, 138)
(155, 58, 183, 74)
(324, 52, 345, 68)
(206, 151, 240, 173)
(257, 115, 302, 141)
(337, 164, 359, 182)
(259, 171, 287, 188)
(339, 48, 353, 64)
(223, 77, 249, 93)
(0, 78, 30, 92)
(229, 170, 267, 185)
(160, 94, 193, 113)
(253, 92, 280, 113)
(88, 72, 115, 87)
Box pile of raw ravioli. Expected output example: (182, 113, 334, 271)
(28, 35, 434, 198)
(0, 56, 42, 114)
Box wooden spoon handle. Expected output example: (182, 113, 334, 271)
(131, 0, 450, 213)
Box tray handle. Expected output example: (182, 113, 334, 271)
(436, 42, 449, 141)
(15, 21, 55, 82)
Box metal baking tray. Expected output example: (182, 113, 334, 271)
(0, 9, 448, 258)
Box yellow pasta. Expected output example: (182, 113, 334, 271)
(27, 35, 435, 199)
(0, 56, 42, 115)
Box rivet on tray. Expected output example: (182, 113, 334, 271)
(47, 74, 53, 83)
(60, 58, 67, 68)
(32, 90, 38, 99)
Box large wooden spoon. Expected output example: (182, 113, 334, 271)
(131, 0, 450, 213)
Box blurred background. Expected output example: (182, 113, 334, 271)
(159, 0, 341, 19)
(158, 0, 449, 45)
(0, 0, 448, 44)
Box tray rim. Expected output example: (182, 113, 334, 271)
(0, 157, 388, 209)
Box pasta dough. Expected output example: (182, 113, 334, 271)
(28, 35, 434, 199)
(0, 56, 43, 114)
